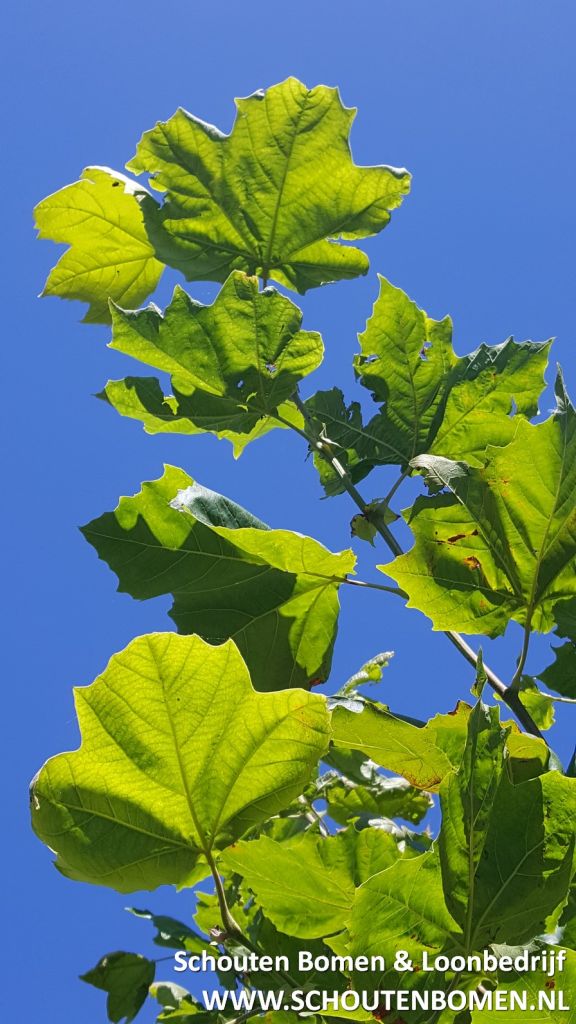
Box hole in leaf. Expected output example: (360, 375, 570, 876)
(265, 362, 277, 375)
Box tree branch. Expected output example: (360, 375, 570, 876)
(288, 392, 545, 741)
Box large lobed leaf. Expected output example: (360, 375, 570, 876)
(81, 466, 355, 691)
(306, 278, 549, 495)
(439, 702, 575, 949)
(223, 827, 401, 939)
(35, 167, 164, 323)
(384, 372, 576, 636)
(30, 633, 330, 892)
(102, 272, 317, 447)
(127, 78, 410, 293)
(344, 701, 576, 1017)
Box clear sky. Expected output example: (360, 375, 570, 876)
(5, 1, 576, 1021)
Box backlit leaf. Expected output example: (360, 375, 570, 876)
(81, 466, 355, 691)
(306, 278, 549, 494)
(223, 827, 400, 938)
(383, 372, 576, 636)
(354, 277, 549, 466)
(105, 272, 321, 444)
(30, 633, 330, 892)
(471, 945, 576, 1023)
(440, 701, 576, 949)
(538, 598, 576, 699)
(99, 377, 301, 456)
(127, 78, 410, 292)
(330, 701, 453, 791)
(35, 167, 164, 323)
(314, 769, 432, 827)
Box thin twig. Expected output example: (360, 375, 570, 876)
(384, 467, 411, 505)
(298, 794, 329, 836)
(205, 849, 301, 990)
(205, 849, 243, 939)
(537, 690, 576, 704)
(343, 577, 408, 598)
(510, 622, 532, 690)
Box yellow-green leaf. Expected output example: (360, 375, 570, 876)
(35, 166, 164, 323)
(126, 78, 410, 292)
(30, 633, 330, 892)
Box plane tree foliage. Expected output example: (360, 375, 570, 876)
(31, 78, 576, 1024)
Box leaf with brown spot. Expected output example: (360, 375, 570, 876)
(382, 373, 576, 636)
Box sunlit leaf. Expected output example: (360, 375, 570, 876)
(82, 465, 355, 691)
(80, 951, 155, 1023)
(126, 78, 410, 292)
(330, 701, 453, 790)
(383, 372, 576, 636)
(105, 272, 321, 445)
(314, 768, 432, 827)
(30, 633, 330, 891)
(354, 277, 549, 468)
(35, 167, 164, 323)
(223, 827, 400, 938)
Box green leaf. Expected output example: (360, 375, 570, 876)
(539, 642, 576, 698)
(330, 701, 454, 790)
(470, 945, 576, 1023)
(383, 372, 576, 636)
(515, 677, 555, 730)
(315, 769, 432, 827)
(223, 827, 400, 938)
(350, 513, 377, 546)
(106, 272, 321, 444)
(303, 389, 374, 497)
(555, 597, 576, 638)
(334, 651, 393, 700)
(150, 982, 209, 1023)
(82, 466, 354, 691)
(538, 598, 576, 698)
(126, 78, 410, 292)
(347, 849, 461, 979)
(561, 889, 576, 950)
(99, 377, 300, 456)
(80, 951, 155, 1023)
(35, 167, 164, 323)
(505, 728, 551, 783)
(439, 701, 576, 949)
(438, 702, 509, 941)
(344, 705, 576, 1016)
(471, 647, 488, 699)
(423, 701, 473, 769)
(30, 633, 330, 891)
(127, 909, 209, 953)
(352, 276, 550, 469)
(350, 501, 398, 547)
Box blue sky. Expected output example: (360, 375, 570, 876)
(5, 1, 576, 1020)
